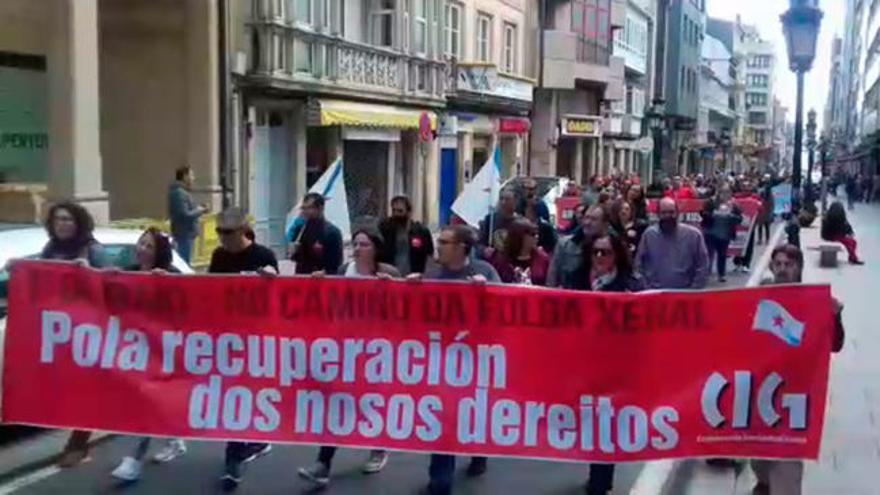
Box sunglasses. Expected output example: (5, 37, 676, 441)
(216, 227, 240, 235)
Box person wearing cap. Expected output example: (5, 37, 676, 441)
(208, 207, 278, 490)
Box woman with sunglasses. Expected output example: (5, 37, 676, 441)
(580, 230, 644, 495)
(110, 228, 188, 481)
(487, 218, 550, 286)
(298, 227, 399, 487)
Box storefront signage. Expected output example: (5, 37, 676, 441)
(561, 116, 602, 137)
(456, 65, 534, 102)
(498, 118, 530, 134)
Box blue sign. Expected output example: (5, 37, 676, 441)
(772, 183, 792, 215)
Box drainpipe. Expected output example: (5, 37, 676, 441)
(218, 0, 232, 208)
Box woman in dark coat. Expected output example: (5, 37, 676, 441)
(821, 201, 864, 264)
(578, 230, 644, 495)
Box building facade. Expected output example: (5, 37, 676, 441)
(607, 0, 656, 179)
(740, 23, 776, 169)
(661, 0, 706, 176)
(0, 0, 223, 224)
(438, 0, 536, 225)
(531, 0, 626, 183)
(695, 32, 738, 175)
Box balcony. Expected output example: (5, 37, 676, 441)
(541, 30, 624, 100)
(447, 63, 534, 113)
(246, 23, 447, 106)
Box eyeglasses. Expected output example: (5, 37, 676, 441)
(592, 248, 613, 258)
(216, 227, 240, 235)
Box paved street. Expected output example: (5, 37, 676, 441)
(0, 439, 643, 494)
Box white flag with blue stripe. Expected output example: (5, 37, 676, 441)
(285, 157, 351, 241)
(451, 145, 502, 227)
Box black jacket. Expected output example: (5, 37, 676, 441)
(594, 272, 646, 293)
(378, 219, 434, 274)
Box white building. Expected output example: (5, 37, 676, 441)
(696, 32, 737, 175)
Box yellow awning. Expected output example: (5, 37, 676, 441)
(318, 99, 437, 130)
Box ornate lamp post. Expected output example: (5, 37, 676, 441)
(781, 0, 823, 209)
(647, 99, 666, 183)
(805, 108, 817, 201)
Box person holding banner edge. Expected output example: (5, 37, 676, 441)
(41, 201, 111, 469)
(298, 227, 399, 487)
(110, 228, 187, 482)
(287, 192, 344, 275)
(408, 224, 499, 495)
(208, 208, 279, 491)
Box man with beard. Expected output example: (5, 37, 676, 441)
(287, 193, 343, 275)
(378, 195, 433, 276)
(636, 197, 709, 289)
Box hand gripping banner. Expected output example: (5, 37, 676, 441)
(2, 262, 833, 462)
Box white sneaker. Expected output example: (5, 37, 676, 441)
(151, 439, 186, 464)
(361, 450, 389, 474)
(111, 457, 142, 481)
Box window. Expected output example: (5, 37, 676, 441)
(272, 0, 285, 19)
(571, 0, 612, 64)
(503, 23, 517, 73)
(272, 31, 286, 72)
(683, 16, 690, 44)
(290, 0, 311, 23)
(477, 12, 492, 62)
(371, 0, 395, 47)
(746, 92, 768, 106)
(748, 111, 768, 125)
(412, 0, 427, 53)
(680, 66, 686, 93)
(444, 2, 462, 58)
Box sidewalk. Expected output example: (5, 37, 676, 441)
(727, 202, 880, 495)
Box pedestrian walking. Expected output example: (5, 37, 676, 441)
(298, 228, 398, 488)
(208, 208, 278, 491)
(547, 204, 610, 289)
(845, 173, 857, 210)
(110, 228, 187, 482)
(168, 166, 208, 263)
(409, 224, 499, 495)
(287, 192, 344, 275)
(610, 199, 647, 257)
(636, 197, 709, 290)
(487, 218, 550, 286)
(701, 185, 743, 283)
(757, 184, 775, 245)
(41, 201, 110, 468)
(750, 244, 845, 495)
(578, 230, 644, 495)
(377, 195, 433, 276)
(821, 202, 865, 265)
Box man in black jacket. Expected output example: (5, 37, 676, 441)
(287, 193, 343, 275)
(378, 196, 434, 275)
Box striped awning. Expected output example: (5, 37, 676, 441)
(316, 99, 437, 130)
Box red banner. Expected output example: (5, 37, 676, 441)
(647, 198, 762, 257)
(3, 262, 833, 462)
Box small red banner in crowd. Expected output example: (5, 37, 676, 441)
(647, 198, 762, 257)
(3, 262, 832, 462)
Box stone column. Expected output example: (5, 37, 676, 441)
(185, 0, 223, 211)
(574, 138, 584, 184)
(48, 0, 109, 223)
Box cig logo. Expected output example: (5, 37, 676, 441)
(701, 371, 808, 430)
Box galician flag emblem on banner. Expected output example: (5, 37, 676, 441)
(752, 299, 805, 346)
(285, 157, 351, 241)
(451, 145, 502, 227)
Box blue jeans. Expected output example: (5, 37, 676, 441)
(174, 235, 194, 264)
(428, 455, 455, 495)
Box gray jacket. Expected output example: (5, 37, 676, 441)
(168, 181, 202, 238)
(546, 228, 587, 290)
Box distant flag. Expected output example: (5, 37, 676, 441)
(285, 157, 351, 241)
(752, 299, 805, 346)
(451, 145, 502, 227)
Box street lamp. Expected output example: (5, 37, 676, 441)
(647, 99, 666, 183)
(805, 108, 817, 201)
(781, 0, 823, 209)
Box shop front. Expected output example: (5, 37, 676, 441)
(558, 115, 604, 182)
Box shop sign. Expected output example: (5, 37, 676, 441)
(561, 116, 601, 137)
(456, 65, 534, 102)
(498, 118, 530, 134)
